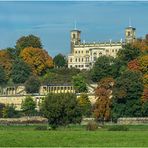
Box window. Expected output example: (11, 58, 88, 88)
(75, 58, 77, 62)
(82, 51, 83, 54)
(128, 31, 130, 36)
(93, 57, 97, 61)
(99, 52, 102, 56)
(106, 49, 109, 52)
(75, 51, 77, 54)
(73, 34, 76, 39)
(112, 49, 114, 52)
(79, 58, 80, 62)
(70, 58, 72, 62)
(82, 58, 83, 62)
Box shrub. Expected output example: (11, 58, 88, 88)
(86, 121, 98, 131)
(41, 93, 82, 129)
(35, 126, 47, 131)
(108, 125, 129, 131)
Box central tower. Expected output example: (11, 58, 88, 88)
(70, 30, 81, 53)
(125, 26, 136, 43)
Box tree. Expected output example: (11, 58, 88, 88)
(6, 47, 19, 59)
(132, 40, 148, 53)
(21, 96, 36, 115)
(25, 76, 41, 93)
(2, 104, 17, 118)
(142, 102, 148, 117)
(53, 54, 67, 68)
(91, 56, 114, 82)
(72, 74, 88, 93)
(117, 44, 141, 63)
(77, 93, 92, 117)
(0, 66, 7, 85)
(0, 50, 12, 78)
(20, 47, 53, 76)
(128, 59, 140, 72)
(111, 70, 143, 121)
(41, 93, 82, 129)
(15, 35, 42, 52)
(11, 59, 31, 84)
(0, 103, 5, 118)
(93, 77, 115, 121)
(138, 55, 148, 74)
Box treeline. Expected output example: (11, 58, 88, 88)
(92, 38, 148, 121)
(0, 34, 87, 91)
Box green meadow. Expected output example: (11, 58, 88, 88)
(0, 125, 148, 147)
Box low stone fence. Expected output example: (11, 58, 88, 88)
(0, 116, 48, 125)
(117, 117, 148, 125)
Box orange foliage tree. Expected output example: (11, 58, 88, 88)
(132, 40, 148, 53)
(128, 59, 140, 72)
(93, 77, 115, 121)
(141, 74, 148, 103)
(20, 47, 53, 76)
(0, 50, 13, 77)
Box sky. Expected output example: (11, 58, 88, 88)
(0, 1, 148, 57)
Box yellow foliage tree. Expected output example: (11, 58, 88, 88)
(132, 40, 148, 52)
(0, 50, 12, 77)
(138, 55, 148, 75)
(20, 47, 53, 76)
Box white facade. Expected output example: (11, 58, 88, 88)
(68, 41, 123, 70)
(68, 26, 136, 70)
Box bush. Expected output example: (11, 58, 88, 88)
(86, 121, 98, 131)
(34, 126, 47, 131)
(108, 125, 129, 131)
(41, 93, 82, 129)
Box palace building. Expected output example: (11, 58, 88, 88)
(68, 26, 136, 70)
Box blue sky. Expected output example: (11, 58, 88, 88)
(0, 1, 148, 57)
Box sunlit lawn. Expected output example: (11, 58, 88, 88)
(0, 125, 148, 147)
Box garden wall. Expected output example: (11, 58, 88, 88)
(0, 116, 48, 125)
(118, 117, 148, 125)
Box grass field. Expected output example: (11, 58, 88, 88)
(0, 125, 148, 147)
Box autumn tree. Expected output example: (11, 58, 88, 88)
(132, 39, 148, 53)
(77, 93, 92, 117)
(128, 59, 140, 72)
(0, 50, 12, 77)
(93, 77, 115, 121)
(20, 47, 53, 76)
(11, 59, 31, 84)
(15, 35, 42, 52)
(138, 55, 148, 74)
(53, 54, 67, 68)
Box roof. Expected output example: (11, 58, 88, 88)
(126, 26, 136, 30)
(71, 30, 81, 32)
